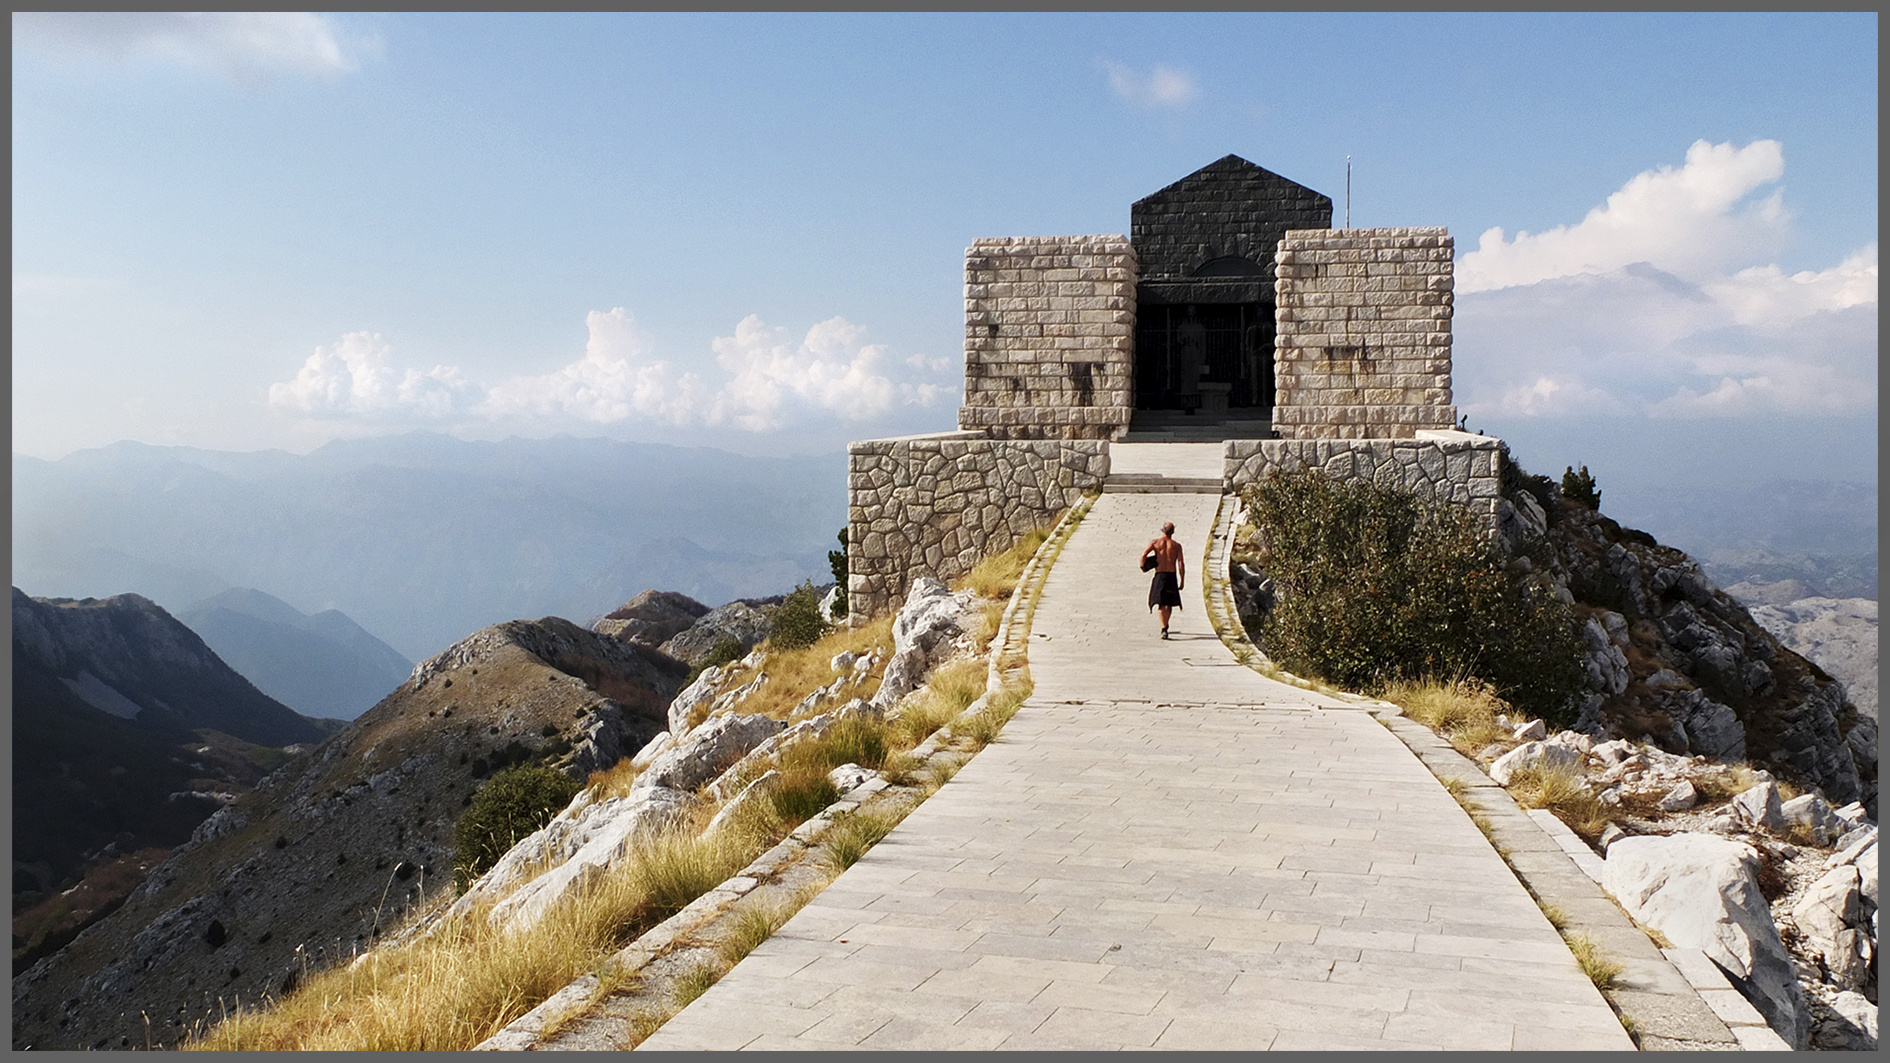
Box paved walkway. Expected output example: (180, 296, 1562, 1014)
(639, 448, 1634, 1051)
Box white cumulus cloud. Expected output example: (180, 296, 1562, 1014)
(13, 12, 361, 77)
(481, 308, 705, 425)
(706, 315, 901, 432)
(268, 331, 474, 419)
(268, 310, 955, 436)
(1458, 139, 1789, 293)
(1454, 140, 1876, 427)
(1099, 58, 1198, 110)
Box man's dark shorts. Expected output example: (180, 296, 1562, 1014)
(1149, 571, 1182, 611)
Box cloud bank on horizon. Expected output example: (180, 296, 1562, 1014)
(1454, 139, 1877, 426)
(267, 310, 958, 436)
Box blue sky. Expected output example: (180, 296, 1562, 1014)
(12, 13, 1879, 512)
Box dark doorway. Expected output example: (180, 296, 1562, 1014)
(1133, 302, 1275, 411)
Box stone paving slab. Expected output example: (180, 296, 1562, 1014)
(637, 487, 1632, 1051)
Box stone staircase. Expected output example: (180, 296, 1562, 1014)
(1101, 471, 1222, 494)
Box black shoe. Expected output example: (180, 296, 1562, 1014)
(1161, 628, 1169, 640)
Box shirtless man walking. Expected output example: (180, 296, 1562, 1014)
(1141, 521, 1186, 639)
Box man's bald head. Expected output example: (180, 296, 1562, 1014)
(1162, 522, 1175, 535)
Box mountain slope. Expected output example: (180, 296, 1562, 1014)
(178, 588, 413, 721)
(10, 590, 339, 974)
(11, 614, 688, 1050)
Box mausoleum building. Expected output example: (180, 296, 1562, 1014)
(847, 155, 1505, 620)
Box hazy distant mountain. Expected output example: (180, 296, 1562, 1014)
(1607, 479, 1877, 600)
(12, 432, 846, 661)
(177, 588, 413, 721)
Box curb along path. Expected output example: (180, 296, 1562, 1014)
(640, 448, 1635, 1050)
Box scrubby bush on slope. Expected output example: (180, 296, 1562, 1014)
(453, 766, 581, 891)
(1241, 470, 1584, 724)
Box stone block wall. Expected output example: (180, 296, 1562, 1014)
(847, 433, 1109, 621)
(1224, 429, 1505, 532)
(1272, 227, 1457, 439)
(958, 236, 1137, 441)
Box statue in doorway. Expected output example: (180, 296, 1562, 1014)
(1175, 307, 1206, 410)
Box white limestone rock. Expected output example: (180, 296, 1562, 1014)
(1658, 780, 1701, 812)
(1791, 864, 1870, 990)
(636, 711, 784, 794)
(630, 730, 673, 771)
(486, 785, 698, 936)
(871, 577, 976, 712)
(1826, 990, 1878, 1050)
(1601, 832, 1809, 1047)
(705, 698, 880, 802)
(1730, 781, 1784, 831)
(705, 770, 783, 837)
(1779, 792, 1840, 846)
(1512, 718, 1546, 742)
(667, 665, 725, 736)
(829, 651, 858, 673)
(1489, 740, 1580, 786)
(828, 763, 877, 794)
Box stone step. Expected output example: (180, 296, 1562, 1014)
(1102, 473, 1223, 494)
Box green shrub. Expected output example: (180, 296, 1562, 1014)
(1561, 465, 1601, 510)
(685, 638, 748, 686)
(1241, 471, 1585, 725)
(452, 765, 580, 891)
(769, 581, 828, 651)
(827, 529, 849, 619)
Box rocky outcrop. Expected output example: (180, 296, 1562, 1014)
(594, 590, 711, 649)
(1602, 832, 1810, 1047)
(1501, 471, 1876, 814)
(871, 577, 977, 712)
(636, 712, 784, 794)
(458, 786, 699, 937)
(658, 601, 774, 666)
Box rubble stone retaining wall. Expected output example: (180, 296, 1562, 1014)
(1272, 227, 1458, 439)
(1224, 429, 1505, 531)
(958, 236, 1137, 440)
(848, 433, 1109, 620)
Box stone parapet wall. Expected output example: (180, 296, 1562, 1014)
(848, 433, 1109, 620)
(958, 236, 1136, 440)
(1272, 227, 1457, 439)
(1224, 429, 1505, 532)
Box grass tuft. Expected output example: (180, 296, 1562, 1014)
(819, 806, 905, 871)
(1381, 678, 1513, 758)
(1508, 764, 1613, 841)
(1564, 933, 1623, 989)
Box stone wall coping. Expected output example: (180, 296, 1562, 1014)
(849, 430, 987, 449)
(968, 234, 1132, 250)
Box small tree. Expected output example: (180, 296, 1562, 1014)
(827, 528, 849, 618)
(1561, 465, 1601, 511)
(769, 580, 828, 651)
(452, 765, 579, 892)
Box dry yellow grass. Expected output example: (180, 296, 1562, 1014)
(713, 614, 896, 724)
(1382, 678, 1513, 757)
(187, 824, 754, 1051)
(1565, 933, 1623, 989)
(957, 524, 1053, 600)
(1508, 763, 1613, 841)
